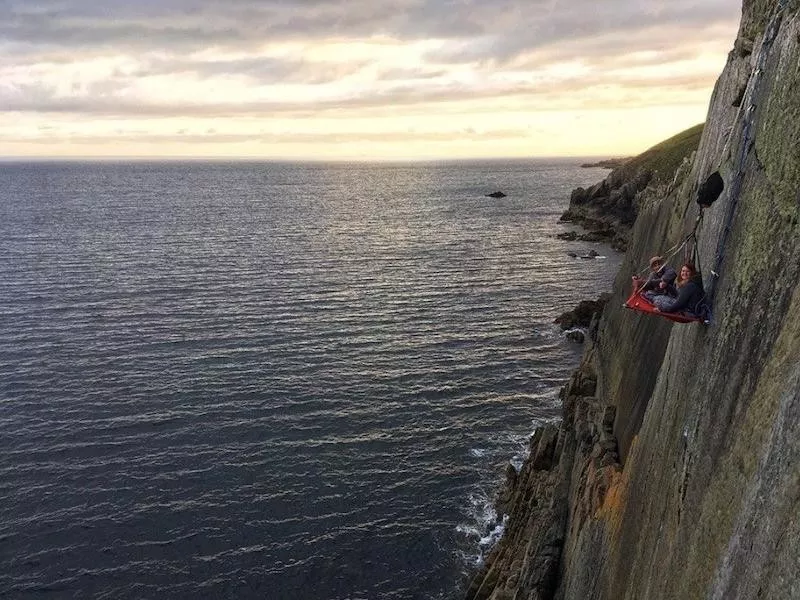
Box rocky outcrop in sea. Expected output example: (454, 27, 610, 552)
(554, 294, 610, 332)
(465, 0, 800, 597)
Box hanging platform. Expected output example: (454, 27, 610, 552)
(623, 290, 706, 324)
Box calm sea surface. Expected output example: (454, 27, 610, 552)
(0, 160, 621, 599)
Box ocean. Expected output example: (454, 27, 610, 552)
(0, 159, 621, 599)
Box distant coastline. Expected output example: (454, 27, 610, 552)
(580, 157, 629, 169)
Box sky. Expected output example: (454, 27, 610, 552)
(0, 0, 743, 160)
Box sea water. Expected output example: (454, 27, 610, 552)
(0, 159, 621, 599)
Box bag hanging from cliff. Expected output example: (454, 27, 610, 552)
(696, 171, 724, 207)
(693, 299, 713, 325)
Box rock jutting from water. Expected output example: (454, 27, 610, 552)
(554, 294, 610, 331)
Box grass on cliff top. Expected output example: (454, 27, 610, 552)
(615, 123, 705, 185)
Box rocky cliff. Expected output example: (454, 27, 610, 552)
(559, 125, 704, 252)
(466, 1, 800, 598)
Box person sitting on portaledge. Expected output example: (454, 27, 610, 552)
(632, 255, 677, 301)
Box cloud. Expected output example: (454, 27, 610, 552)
(6, 127, 531, 146)
(0, 0, 743, 156)
(0, 67, 719, 121)
(2, 0, 740, 54)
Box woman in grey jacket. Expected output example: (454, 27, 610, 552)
(654, 263, 705, 315)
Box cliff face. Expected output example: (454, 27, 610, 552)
(467, 1, 800, 599)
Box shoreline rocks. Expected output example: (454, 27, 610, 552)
(561, 124, 703, 252)
(558, 229, 614, 243)
(565, 329, 586, 343)
(465, 363, 621, 600)
(554, 294, 611, 331)
(559, 170, 651, 252)
(565, 249, 600, 259)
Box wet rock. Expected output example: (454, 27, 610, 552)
(582, 231, 612, 242)
(566, 330, 586, 343)
(554, 293, 611, 330)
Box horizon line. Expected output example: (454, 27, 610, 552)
(0, 154, 625, 164)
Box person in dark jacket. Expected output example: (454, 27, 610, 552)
(633, 256, 677, 300)
(654, 263, 705, 314)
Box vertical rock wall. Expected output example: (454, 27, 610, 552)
(465, 1, 800, 598)
(590, 1, 800, 596)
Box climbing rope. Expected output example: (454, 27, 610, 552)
(633, 211, 704, 293)
(684, 213, 703, 267)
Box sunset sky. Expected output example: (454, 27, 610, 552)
(1, 0, 742, 160)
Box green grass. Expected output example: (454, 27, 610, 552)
(614, 123, 705, 186)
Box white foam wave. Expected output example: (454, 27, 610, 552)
(509, 454, 525, 473)
(564, 326, 586, 335)
(480, 515, 508, 550)
(456, 490, 509, 568)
